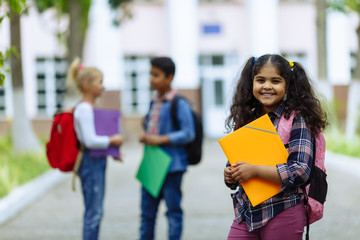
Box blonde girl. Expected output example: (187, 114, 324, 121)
(68, 58, 123, 240)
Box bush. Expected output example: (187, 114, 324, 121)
(322, 98, 360, 159)
(325, 129, 360, 159)
(0, 136, 49, 198)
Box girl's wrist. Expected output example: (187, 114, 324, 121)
(253, 165, 260, 178)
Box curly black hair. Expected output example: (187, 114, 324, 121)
(225, 54, 328, 136)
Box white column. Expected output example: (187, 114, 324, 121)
(246, 0, 279, 57)
(166, 0, 199, 89)
(326, 12, 356, 139)
(327, 11, 351, 85)
(346, 82, 360, 139)
(83, 0, 125, 90)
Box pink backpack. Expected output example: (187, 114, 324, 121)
(278, 112, 327, 239)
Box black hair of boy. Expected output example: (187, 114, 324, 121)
(150, 57, 176, 77)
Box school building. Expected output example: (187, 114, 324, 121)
(0, 0, 357, 139)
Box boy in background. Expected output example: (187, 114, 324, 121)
(139, 57, 195, 240)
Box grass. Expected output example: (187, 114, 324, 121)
(323, 99, 360, 159)
(0, 136, 50, 198)
(325, 129, 360, 159)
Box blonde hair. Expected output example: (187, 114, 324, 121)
(66, 58, 103, 92)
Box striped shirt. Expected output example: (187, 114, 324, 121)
(226, 103, 314, 231)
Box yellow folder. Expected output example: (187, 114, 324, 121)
(218, 114, 288, 207)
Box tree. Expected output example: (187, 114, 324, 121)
(2, 0, 42, 152)
(33, 0, 132, 107)
(316, 0, 328, 82)
(108, 0, 133, 25)
(0, 0, 23, 84)
(0, 46, 14, 86)
(0, 1, 9, 84)
(34, 0, 132, 64)
(329, 0, 360, 81)
(328, 0, 360, 139)
(34, 0, 91, 64)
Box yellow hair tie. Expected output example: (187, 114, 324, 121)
(289, 60, 294, 68)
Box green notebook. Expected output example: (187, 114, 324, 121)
(136, 145, 172, 198)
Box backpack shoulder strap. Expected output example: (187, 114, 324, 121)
(314, 131, 326, 171)
(278, 111, 296, 148)
(143, 100, 154, 130)
(171, 95, 182, 130)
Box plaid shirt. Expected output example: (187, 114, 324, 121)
(226, 103, 314, 232)
(147, 89, 177, 135)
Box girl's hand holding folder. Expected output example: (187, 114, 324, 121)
(231, 162, 256, 183)
(224, 166, 236, 184)
(224, 162, 255, 184)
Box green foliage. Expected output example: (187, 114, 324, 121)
(326, 98, 341, 130)
(326, 130, 360, 159)
(328, 0, 346, 12)
(0, 46, 18, 86)
(33, 0, 92, 39)
(0, 0, 26, 84)
(328, 0, 360, 13)
(0, 136, 50, 198)
(0, 74, 4, 85)
(33, 0, 66, 13)
(344, 0, 360, 12)
(108, 0, 132, 9)
(325, 98, 360, 159)
(8, 0, 27, 14)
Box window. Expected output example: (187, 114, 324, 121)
(214, 79, 224, 106)
(199, 54, 238, 108)
(36, 58, 46, 111)
(123, 55, 152, 115)
(199, 55, 224, 66)
(212, 55, 224, 65)
(36, 57, 67, 117)
(350, 52, 356, 77)
(54, 57, 67, 110)
(0, 87, 5, 115)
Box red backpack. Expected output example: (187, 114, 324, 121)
(46, 111, 79, 172)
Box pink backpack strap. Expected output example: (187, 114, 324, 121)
(278, 111, 296, 149)
(314, 131, 326, 172)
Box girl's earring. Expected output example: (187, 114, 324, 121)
(283, 93, 287, 101)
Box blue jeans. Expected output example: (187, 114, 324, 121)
(78, 151, 107, 240)
(139, 172, 184, 240)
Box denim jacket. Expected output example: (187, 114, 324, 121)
(144, 96, 195, 172)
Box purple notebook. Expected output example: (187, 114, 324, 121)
(89, 108, 121, 159)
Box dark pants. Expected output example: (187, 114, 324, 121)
(78, 151, 107, 240)
(139, 172, 184, 240)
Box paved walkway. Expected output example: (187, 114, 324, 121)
(0, 140, 359, 240)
